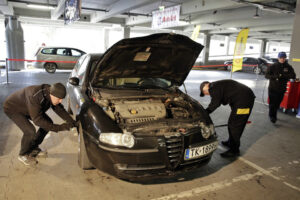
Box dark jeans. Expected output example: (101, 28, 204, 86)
(227, 99, 255, 151)
(4, 112, 52, 156)
(268, 90, 284, 119)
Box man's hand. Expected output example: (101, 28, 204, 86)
(59, 123, 73, 131)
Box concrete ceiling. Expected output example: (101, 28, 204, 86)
(0, 0, 297, 42)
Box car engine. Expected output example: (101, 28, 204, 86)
(93, 95, 199, 125)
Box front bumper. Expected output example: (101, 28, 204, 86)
(84, 129, 217, 181)
(32, 62, 44, 69)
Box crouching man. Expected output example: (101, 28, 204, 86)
(3, 83, 76, 166)
(200, 79, 255, 158)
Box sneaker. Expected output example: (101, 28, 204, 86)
(270, 117, 277, 123)
(18, 155, 38, 166)
(29, 147, 48, 158)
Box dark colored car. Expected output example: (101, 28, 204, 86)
(224, 57, 273, 74)
(66, 34, 218, 181)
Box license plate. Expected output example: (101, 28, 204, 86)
(184, 141, 218, 160)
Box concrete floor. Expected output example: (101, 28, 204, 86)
(0, 69, 300, 200)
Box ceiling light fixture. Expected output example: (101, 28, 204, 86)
(228, 27, 238, 30)
(27, 4, 55, 10)
(253, 7, 260, 19)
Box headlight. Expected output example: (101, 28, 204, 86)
(99, 133, 135, 148)
(200, 123, 215, 139)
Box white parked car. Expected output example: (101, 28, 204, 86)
(33, 47, 86, 73)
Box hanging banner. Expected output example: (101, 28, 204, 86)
(152, 5, 180, 29)
(191, 25, 201, 41)
(64, 0, 81, 25)
(232, 28, 249, 72)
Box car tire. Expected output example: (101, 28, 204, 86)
(44, 62, 57, 73)
(253, 66, 262, 75)
(78, 123, 94, 169)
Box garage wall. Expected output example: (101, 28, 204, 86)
(22, 24, 105, 60)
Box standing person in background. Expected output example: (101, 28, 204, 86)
(265, 52, 296, 123)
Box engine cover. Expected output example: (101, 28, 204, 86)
(114, 99, 166, 123)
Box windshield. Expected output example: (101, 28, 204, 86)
(93, 77, 173, 89)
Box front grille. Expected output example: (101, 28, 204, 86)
(165, 134, 183, 169)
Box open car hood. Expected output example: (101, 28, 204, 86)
(91, 33, 204, 86)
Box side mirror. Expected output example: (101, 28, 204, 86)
(69, 77, 79, 86)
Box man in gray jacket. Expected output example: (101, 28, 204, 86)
(3, 83, 76, 166)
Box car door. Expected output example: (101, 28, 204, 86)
(56, 48, 73, 69)
(70, 48, 85, 69)
(68, 54, 91, 116)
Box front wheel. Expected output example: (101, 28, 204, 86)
(44, 62, 57, 73)
(78, 123, 94, 169)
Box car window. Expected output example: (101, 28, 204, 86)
(41, 48, 56, 55)
(78, 55, 91, 85)
(74, 55, 86, 72)
(71, 49, 82, 57)
(94, 77, 172, 89)
(57, 48, 68, 56)
(89, 60, 100, 76)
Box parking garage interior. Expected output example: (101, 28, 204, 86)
(0, 0, 300, 200)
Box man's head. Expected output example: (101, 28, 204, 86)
(50, 83, 66, 106)
(200, 81, 210, 97)
(278, 52, 287, 64)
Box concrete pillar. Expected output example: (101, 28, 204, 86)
(266, 41, 270, 56)
(290, 0, 300, 78)
(260, 39, 267, 58)
(104, 28, 110, 51)
(5, 16, 25, 71)
(225, 36, 230, 56)
(124, 26, 130, 39)
(202, 33, 211, 64)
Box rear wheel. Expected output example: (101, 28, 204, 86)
(253, 66, 262, 75)
(78, 123, 93, 169)
(44, 62, 57, 73)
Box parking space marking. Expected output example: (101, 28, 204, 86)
(239, 157, 300, 191)
(238, 157, 281, 180)
(151, 157, 300, 200)
(283, 182, 300, 192)
(150, 171, 264, 200)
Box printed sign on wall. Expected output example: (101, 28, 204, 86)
(152, 5, 180, 29)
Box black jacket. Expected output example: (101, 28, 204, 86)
(206, 80, 256, 114)
(3, 84, 74, 132)
(265, 61, 296, 93)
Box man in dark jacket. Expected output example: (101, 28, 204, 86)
(200, 79, 255, 158)
(3, 83, 76, 166)
(265, 52, 296, 123)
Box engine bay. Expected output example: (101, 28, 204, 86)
(92, 92, 201, 125)
(90, 90, 215, 137)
